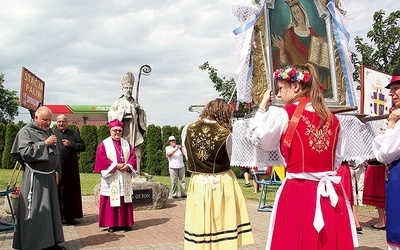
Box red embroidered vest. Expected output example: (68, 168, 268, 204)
(280, 104, 340, 173)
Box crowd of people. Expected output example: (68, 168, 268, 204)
(7, 65, 400, 249)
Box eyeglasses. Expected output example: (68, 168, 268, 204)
(111, 129, 123, 133)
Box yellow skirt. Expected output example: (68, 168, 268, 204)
(184, 170, 254, 250)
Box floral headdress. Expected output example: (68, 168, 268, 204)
(273, 67, 311, 84)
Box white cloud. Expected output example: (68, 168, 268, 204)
(1, 0, 398, 126)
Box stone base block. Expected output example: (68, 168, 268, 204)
(94, 180, 169, 211)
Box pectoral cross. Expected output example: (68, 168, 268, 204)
(116, 148, 125, 162)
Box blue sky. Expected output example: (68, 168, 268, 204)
(1, 0, 399, 126)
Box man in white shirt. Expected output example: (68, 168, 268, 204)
(165, 136, 187, 199)
(373, 66, 400, 249)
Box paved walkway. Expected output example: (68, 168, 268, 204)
(1, 196, 387, 249)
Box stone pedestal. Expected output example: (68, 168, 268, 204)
(94, 179, 169, 211)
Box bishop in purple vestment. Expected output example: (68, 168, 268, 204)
(94, 119, 137, 232)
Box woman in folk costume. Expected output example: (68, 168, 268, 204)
(246, 64, 358, 249)
(94, 119, 137, 233)
(181, 98, 254, 250)
(362, 159, 386, 230)
(337, 161, 363, 234)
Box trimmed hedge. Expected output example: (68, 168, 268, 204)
(78, 124, 98, 173)
(0, 123, 5, 168)
(97, 125, 110, 143)
(143, 124, 163, 175)
(1, 123, 19, 169)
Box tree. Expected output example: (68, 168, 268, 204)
(1, 123, 19, 169)
(353, 10, 400, 82)
(144, 124, 163, 175)
(199, 62, 254, 116)
(0, 123, 5, 168)
(97, 125, 110, 144)
(199, 61, 236, 101)
(78, 124, 98, 173)
(0, 73, 19, 123)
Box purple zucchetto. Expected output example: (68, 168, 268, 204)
(108, 119, 124, 129)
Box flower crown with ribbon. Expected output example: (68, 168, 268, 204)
(273, 67, 312, 84)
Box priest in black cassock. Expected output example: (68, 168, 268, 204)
(55, 114, 86, 225)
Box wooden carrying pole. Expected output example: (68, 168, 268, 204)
(358, 114, 389, 123)
(330, 106, 358, 114)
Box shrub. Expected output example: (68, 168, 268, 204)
(144, 125, 163, 175)
(0, 123, 5, 168)
(97, 125, 110, 143)
(78, 125, 98, 173)
(67, 124, 79, 131)
(2, 123, 19, 169)
(231, 166, 243, 179)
